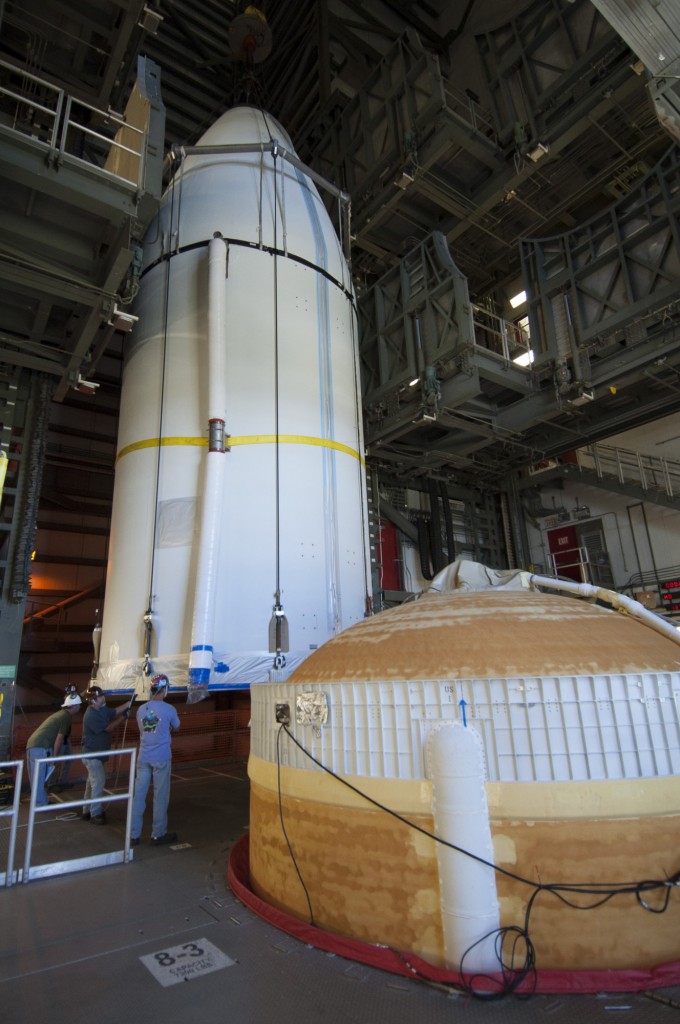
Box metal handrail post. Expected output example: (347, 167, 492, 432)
(23, 756, 40, 882)
(6, 760, 22, 886)
(500, 316, 509, 361)
(59, 94, 73, 161)
(662, 457, 672, 497)
(124, 746, 137, 859)
(50, 89, 64, 156)
(0, 760, 23, 887)
(637, 451, 646, 489)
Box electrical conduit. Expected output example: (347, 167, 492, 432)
(527, 574, 680, 646)
(188, 235, 228, 690)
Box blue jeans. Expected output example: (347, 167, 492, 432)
(83, 757, 106, 816)
(131, 761, 172, 839)
(58, 740, 72, 784)
(27, 747, 52, 807)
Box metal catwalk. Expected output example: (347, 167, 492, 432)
(1, 765, 676, 1023)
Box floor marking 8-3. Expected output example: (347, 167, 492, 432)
(140, 938, 235, 987)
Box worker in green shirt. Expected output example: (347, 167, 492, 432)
(26, 689, 83, 806)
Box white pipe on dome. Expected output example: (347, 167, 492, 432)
(527, 573, 680, 646)
(188, 235, 229, 690)
(426, 722, 500, 975)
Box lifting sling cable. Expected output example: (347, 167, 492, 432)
(293, 150, 341, 634)
(143, 164, 178, 677)
(113, 177, 180, 782)
(348, 286, 372, 613)
(269, 143, 288, 665)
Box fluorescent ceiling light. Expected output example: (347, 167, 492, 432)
(509, 290, 526, 308)
(513, 350, 534, 367)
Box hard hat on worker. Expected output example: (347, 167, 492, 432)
(150, 674, 170, 694)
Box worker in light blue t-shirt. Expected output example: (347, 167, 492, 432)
(130, 674, 180, 846)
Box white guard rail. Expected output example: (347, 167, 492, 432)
(579, 444, 680, 498)
(22, 747, 137, 884)
(0, 760, 23, 888)
(0, 58, 147, 190)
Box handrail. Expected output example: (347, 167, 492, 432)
(470, 303, 532, 365)
(0, 760, 23, 887)
(23, 582, 103, 625)
(22, 747, 137, 883)
(577, 443, 680, 498)
(0, 58, 147, 191)
(442, 81, 497, 143)
(547, 545, 592, 583)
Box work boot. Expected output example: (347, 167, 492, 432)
(151, 832, 177, 846)
(90, 812, 107, 825)
(80, 810, 91, 821)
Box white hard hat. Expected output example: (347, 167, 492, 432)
(62, 692, 82, 709)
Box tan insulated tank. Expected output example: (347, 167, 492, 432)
(248, 565, 680, 973)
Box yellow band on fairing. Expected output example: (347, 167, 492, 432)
(486, 775, 680, 820)
(116, 434, 364, 464)
(248, 754, 434, 814)
(250, 754, 680, 821)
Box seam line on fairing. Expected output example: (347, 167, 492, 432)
(141, 238, 355, 302)
(116, 434, 364, 464)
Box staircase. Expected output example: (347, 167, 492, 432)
(539, 443, 680, 511)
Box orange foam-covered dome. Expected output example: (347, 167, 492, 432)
(290, 588, 680, 683)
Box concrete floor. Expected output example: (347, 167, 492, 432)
(1, 764, 677, 1024)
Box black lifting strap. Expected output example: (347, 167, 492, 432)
(428, 478, 445, 574)
(417, 517, 434, 581)
(440, 478, 455, 562)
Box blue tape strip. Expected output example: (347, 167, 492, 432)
(188, 668, 211, 683)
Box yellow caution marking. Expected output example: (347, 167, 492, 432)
(116, 434, 363, 464)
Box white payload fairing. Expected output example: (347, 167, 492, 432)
(97, 106, 371, 695)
